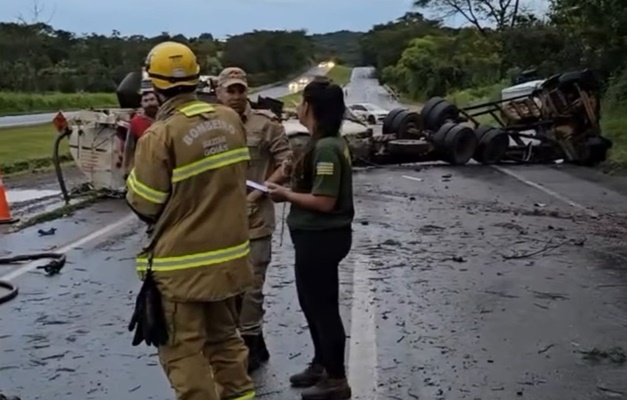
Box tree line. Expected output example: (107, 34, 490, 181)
(4, 0, 626, 109)
(0, 23, 356, 93)
(361, 0, 627, 110)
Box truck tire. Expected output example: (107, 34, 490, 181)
(389, 110, 422, 139)
(382, 108, 407, 134)
(575, 136, 612, 166)
(421, 97, 460, 131)
(472, 125, 509, 164)
(386, 139, 430, 156)
(431, 122, 477, 165)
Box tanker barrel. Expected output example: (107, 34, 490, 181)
(116, 71, 142, 109)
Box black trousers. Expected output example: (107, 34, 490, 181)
(290, 226, 352, 379)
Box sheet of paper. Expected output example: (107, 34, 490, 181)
(246, 180, 269, 193)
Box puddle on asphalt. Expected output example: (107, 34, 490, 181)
(6, 189, 61, 203)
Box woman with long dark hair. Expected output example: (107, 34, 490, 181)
(267, 79, 354, 400)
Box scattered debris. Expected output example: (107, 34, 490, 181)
(37, 227, 56, 236)
(578, 347, 626, 364)
(501, 237, 568, 260)
(538, 344, 554, 354)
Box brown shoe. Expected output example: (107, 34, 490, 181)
(289, 363, 326, 388)
(301, 377, 352, 400)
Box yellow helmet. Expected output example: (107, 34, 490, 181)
(144, 41, 200, 90)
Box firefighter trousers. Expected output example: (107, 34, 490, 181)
(238, 236, 271, 336)
(158, 296, 255, 400)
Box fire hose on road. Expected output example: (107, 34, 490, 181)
(0, 253, 66, 305)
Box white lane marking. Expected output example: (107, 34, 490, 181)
(491, 165, 599, 218)
(0, 213, 135, 281)
(348, 249, 378, 399)
(401, 167, 599, 218)
(401, 175, 423, 182)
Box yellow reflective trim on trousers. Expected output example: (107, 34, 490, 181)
(224, 390, 255, 400)
(171, 147, 250, 183)
(177, 101, 215, 117)
(126, 169, 168, 204)
(136, 240, 250, 272)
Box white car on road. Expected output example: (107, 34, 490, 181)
(347, 103, 389, 125)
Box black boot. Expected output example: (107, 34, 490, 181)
(0, 392, 21, 400)
(257, 332, 270, 362)
(300, 377, 352, 400)
(242, 335, 262, 373)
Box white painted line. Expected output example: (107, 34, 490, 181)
(401, 175, 423, 182)
(348, 251, 378, 399)
(0, 213, 136, 281)
(492, 165, 599, 218)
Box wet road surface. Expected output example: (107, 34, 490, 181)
(249, 65, 331, 102)
(2, 68, 627, 400)
(0, 66, 330, 129)
(344, 67, 401, 111)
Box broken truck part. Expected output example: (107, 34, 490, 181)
(379, 68, 612, 166)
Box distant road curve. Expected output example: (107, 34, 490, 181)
(0, 65, 330, 129)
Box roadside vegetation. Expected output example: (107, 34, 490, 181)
(0, 92, 118, 115)
(361, 1, 627, 166)
(279, 65, 353, 106)
(0, 123, 70, 175)
(0, 21, 359, 115)
(3, 0, 626, 169)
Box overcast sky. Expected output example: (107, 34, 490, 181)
(2, 0, 459, 38)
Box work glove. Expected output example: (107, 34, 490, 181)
(128, 269, 169, 347)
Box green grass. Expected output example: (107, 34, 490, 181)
(0, 123, 70, 175)
(0, 92, 118, 115)
(279, 65, 353, 106)
(446, 82, 508, 125)
(600, 110, 627, 167)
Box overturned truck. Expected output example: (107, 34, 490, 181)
(368, 68, 612, 167)
(50, 69, 612, 202)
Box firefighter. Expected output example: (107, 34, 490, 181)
(216, 67, 292, 372)
(266, 79, 354, 400)
(126, 41, 255, 400)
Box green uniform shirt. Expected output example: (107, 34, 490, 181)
(287, 136, 355, 231)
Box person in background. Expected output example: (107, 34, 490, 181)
(266, 79, 354, 400)
(130, 90, 159, 139)
(216, 66, 292, 372)
(117, 90, 159, 171)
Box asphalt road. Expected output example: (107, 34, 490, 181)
(2, 67, 627, 400)
(344, 67, 401, 110)
(0, 65, 330, 129)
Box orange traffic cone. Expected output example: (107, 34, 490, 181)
(0, 170, 17, 224)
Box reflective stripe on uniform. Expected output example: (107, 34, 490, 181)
(224, 390, 255, 400)
(126, 169, 168, 204)
(177, 101, 214, 117)
(172, 147, 250, 183)
(137, 240, 250, 272)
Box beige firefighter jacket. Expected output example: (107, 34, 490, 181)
(126, 93, 253, 302)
